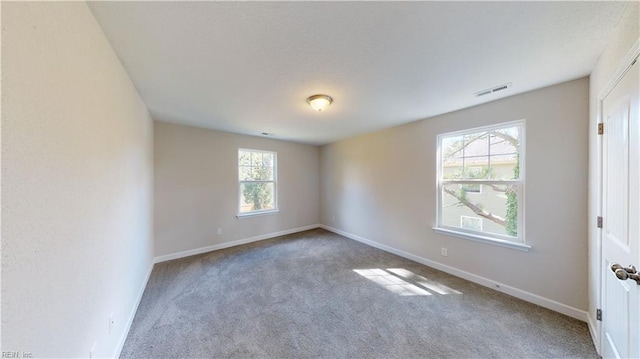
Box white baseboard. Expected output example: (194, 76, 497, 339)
(154, 224, 321, 264)
(320, 224, 589, 322)
(113, 259, 154, 359)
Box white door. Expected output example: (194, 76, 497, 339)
(601, 56, 639, 359)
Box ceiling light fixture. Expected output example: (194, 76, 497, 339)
(306, 94, 333, 112)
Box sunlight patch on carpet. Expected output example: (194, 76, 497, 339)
(353, 268, 462, 296)
(353, 269, 431, 296)
(387, 268, 462, 295)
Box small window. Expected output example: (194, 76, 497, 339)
(435, 120, 526, 248)
(461, 183, 482, 194)
(460, 216, 483, 231)
(238, 149, 277, 216)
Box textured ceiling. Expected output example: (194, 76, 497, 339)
(88, 1, 629, 145)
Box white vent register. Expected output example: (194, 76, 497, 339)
(475, 83, 512, 97)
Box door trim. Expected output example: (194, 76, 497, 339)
(594, 38, 640, 355)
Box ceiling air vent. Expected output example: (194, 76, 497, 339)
(475, 83, 512, 97)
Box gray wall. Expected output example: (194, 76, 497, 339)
(153, 121, 320, 257)
(320, 77, 589, 312)
(2, 2, 154, 357)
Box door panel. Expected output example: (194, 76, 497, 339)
(604, 98, 629, 249)
(603, 258, 631, 359)
(601, 56, 639, 359)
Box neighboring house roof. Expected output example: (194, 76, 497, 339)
(443, 132, 518, 167)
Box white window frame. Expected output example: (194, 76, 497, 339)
(433, 120, 530, 251)
(237, 148, 278, 218)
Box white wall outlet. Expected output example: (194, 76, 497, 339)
(217, 228, 223, 235)
(441, 248, 448, 257)
(109, 313, 114, 335)
(332, 216, 335, 222)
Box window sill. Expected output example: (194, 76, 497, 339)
(236, 209, 279, 219)
(432, 227, 531, 252)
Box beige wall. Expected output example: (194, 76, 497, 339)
(321, 77, 589, 312)
(2, 2, 154, 358)
(154, 121, 320, 257)
(588, 2, 639, 349)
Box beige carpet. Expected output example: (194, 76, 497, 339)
(121, 228, 597, 358)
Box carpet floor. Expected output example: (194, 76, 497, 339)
(121, 229, 597, 358)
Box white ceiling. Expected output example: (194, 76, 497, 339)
(88, 1, 629, 145)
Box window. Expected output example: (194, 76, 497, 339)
(435, 120, 527, 250)
(461, 183, 482, 194)
(460, 216, 483, 231)
(238, 149, 277, 216)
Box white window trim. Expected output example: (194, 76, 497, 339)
(237, 209, 280, 219)
(434, 120, 528, 251)
(237, 148, 278, 217)
(432, 227, 531, 251)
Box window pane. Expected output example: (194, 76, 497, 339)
(251, 152, 263, 167)
(262, 153, 274, 167)
(490, 154, 519, 180)
(442, 126, 521, 181)
(256, 166, 273, 181)
(463, 132, 489, 157)
(489, 127, 520, 180)
(490, 129, 518, 155)
(464, 160, 489, 180)
(247, 166, 273, 181)
(239, 151, 251, 166)
(442, 135, 465, 179)
(239, 166, 252, 181)
(442, 135, 464, 160)
(442, 161, 464, 180)
(239, 182, 275, 213)
(441, 183, 518, 238)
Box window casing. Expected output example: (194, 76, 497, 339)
(435, 120, 527, 250)
(238, 149, 277, 216)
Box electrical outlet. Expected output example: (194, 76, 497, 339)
(217, 228, 223, 235)
(109, 313, 114, 335)
(332, 216, 335, 222)
(441, 248, 448, 257)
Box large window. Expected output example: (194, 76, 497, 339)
(238, 149, 277, 216)
(435, 120, 527, 249)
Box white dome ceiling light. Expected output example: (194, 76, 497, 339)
(306, 94, 333, 112)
